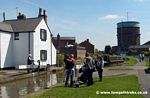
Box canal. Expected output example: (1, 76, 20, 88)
(0, 71, 65, 98)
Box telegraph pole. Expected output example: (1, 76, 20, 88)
(127, 12, 129, 21)
(16, 7, 19, 16)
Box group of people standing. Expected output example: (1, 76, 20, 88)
(64, 52, 104, 87)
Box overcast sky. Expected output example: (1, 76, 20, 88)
(0, 0, 150, 50)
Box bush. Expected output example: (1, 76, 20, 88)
(57, 53, 64, 67)
(143, 51, 150, 56)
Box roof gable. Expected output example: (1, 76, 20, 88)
(79, 40, 94, 46)
(4, 17, 43, 33)
(53, 37, 75, 40)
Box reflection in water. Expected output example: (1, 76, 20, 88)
(0, 71, 64, 98)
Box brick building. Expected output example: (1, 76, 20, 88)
(52, 34, 86, 58)
(79, 39, 95, 54)
(52, 34, 76, 55)
(129, 40, 150, 54)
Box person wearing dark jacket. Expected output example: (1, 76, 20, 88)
(27, 54, 33, 65)
(64, 54, 75, 87)
(95, 55, 104, 81)
(84, 52, 94, 86)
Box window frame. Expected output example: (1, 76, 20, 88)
(40, 50, 47, 61)
(14, 32, 19, 40)
(40, 29, 47, 41)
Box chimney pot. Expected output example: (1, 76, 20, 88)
(57, 33, 60, 39)
(3, 12, 5, 21)
(38, 8, 42, 17)
(43, 9, 47, 24)
(43, 9, 46, 15)
(17, 12, 26, 19)
(87, 39, 89, 42)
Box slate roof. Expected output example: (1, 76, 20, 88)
(3, 17, 43, 33)
(129, 45, 150, 49)
(143, 41, 150, 45)
(0, 22, 13, 32)
(79, 40, 94, 46)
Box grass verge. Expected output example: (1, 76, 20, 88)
(145, 60, 150, 67)
(125, 57, 138, 66)
(28, 75, 144, 98)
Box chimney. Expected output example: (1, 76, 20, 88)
(38, 8, 48, 24)
(17, 12, 26, 20)
(57, 33, 60, 49)
(43, 9, 47, 24)
(86, 39, 89, 42)
(57, 33, 60, 40)
(3, 12, 5, 21)
(38, 8, 42, 17)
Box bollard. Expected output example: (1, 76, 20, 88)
(37, 60, 40, 73)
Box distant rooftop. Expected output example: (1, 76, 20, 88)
(129, 45, 150, 49)
(53, 37, 75, 40)
(143, 41, 150, 45)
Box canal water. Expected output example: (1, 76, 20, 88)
(0, 71, 65, 98)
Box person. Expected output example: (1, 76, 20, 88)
(69, 54, 75, 87)
(69, 54, 75, 64)
(95, 55, 104, 81)
(138, 54, 142, 62)
(141, 53, 145, 61)
(64, 54, 74, 87)
(27, 54, 33, 65)
(84, 52, 94, 86)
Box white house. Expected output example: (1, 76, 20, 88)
(0, 9, 56, 68)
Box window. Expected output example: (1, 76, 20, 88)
(40, 29, 47, 41)
(40, 50, 47, 61)
(14, 33, 19, 40)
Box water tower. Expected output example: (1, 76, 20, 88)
(117, 21, 140, 51)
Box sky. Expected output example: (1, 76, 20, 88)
(0, 0, 150, 50)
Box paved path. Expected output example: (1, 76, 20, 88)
(135, 61, 150, 98)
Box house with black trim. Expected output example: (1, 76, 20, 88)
(0, 8, 56, 68)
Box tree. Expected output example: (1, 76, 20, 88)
(104, 45, 111, 54)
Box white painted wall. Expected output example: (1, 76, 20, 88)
(33, 19, 56, 65)
(0, 32, 13, 68)
(13, 32, 33, 67)
(52, 43, 56, 65)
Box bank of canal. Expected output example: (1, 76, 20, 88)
(0, 67, 64, 98)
